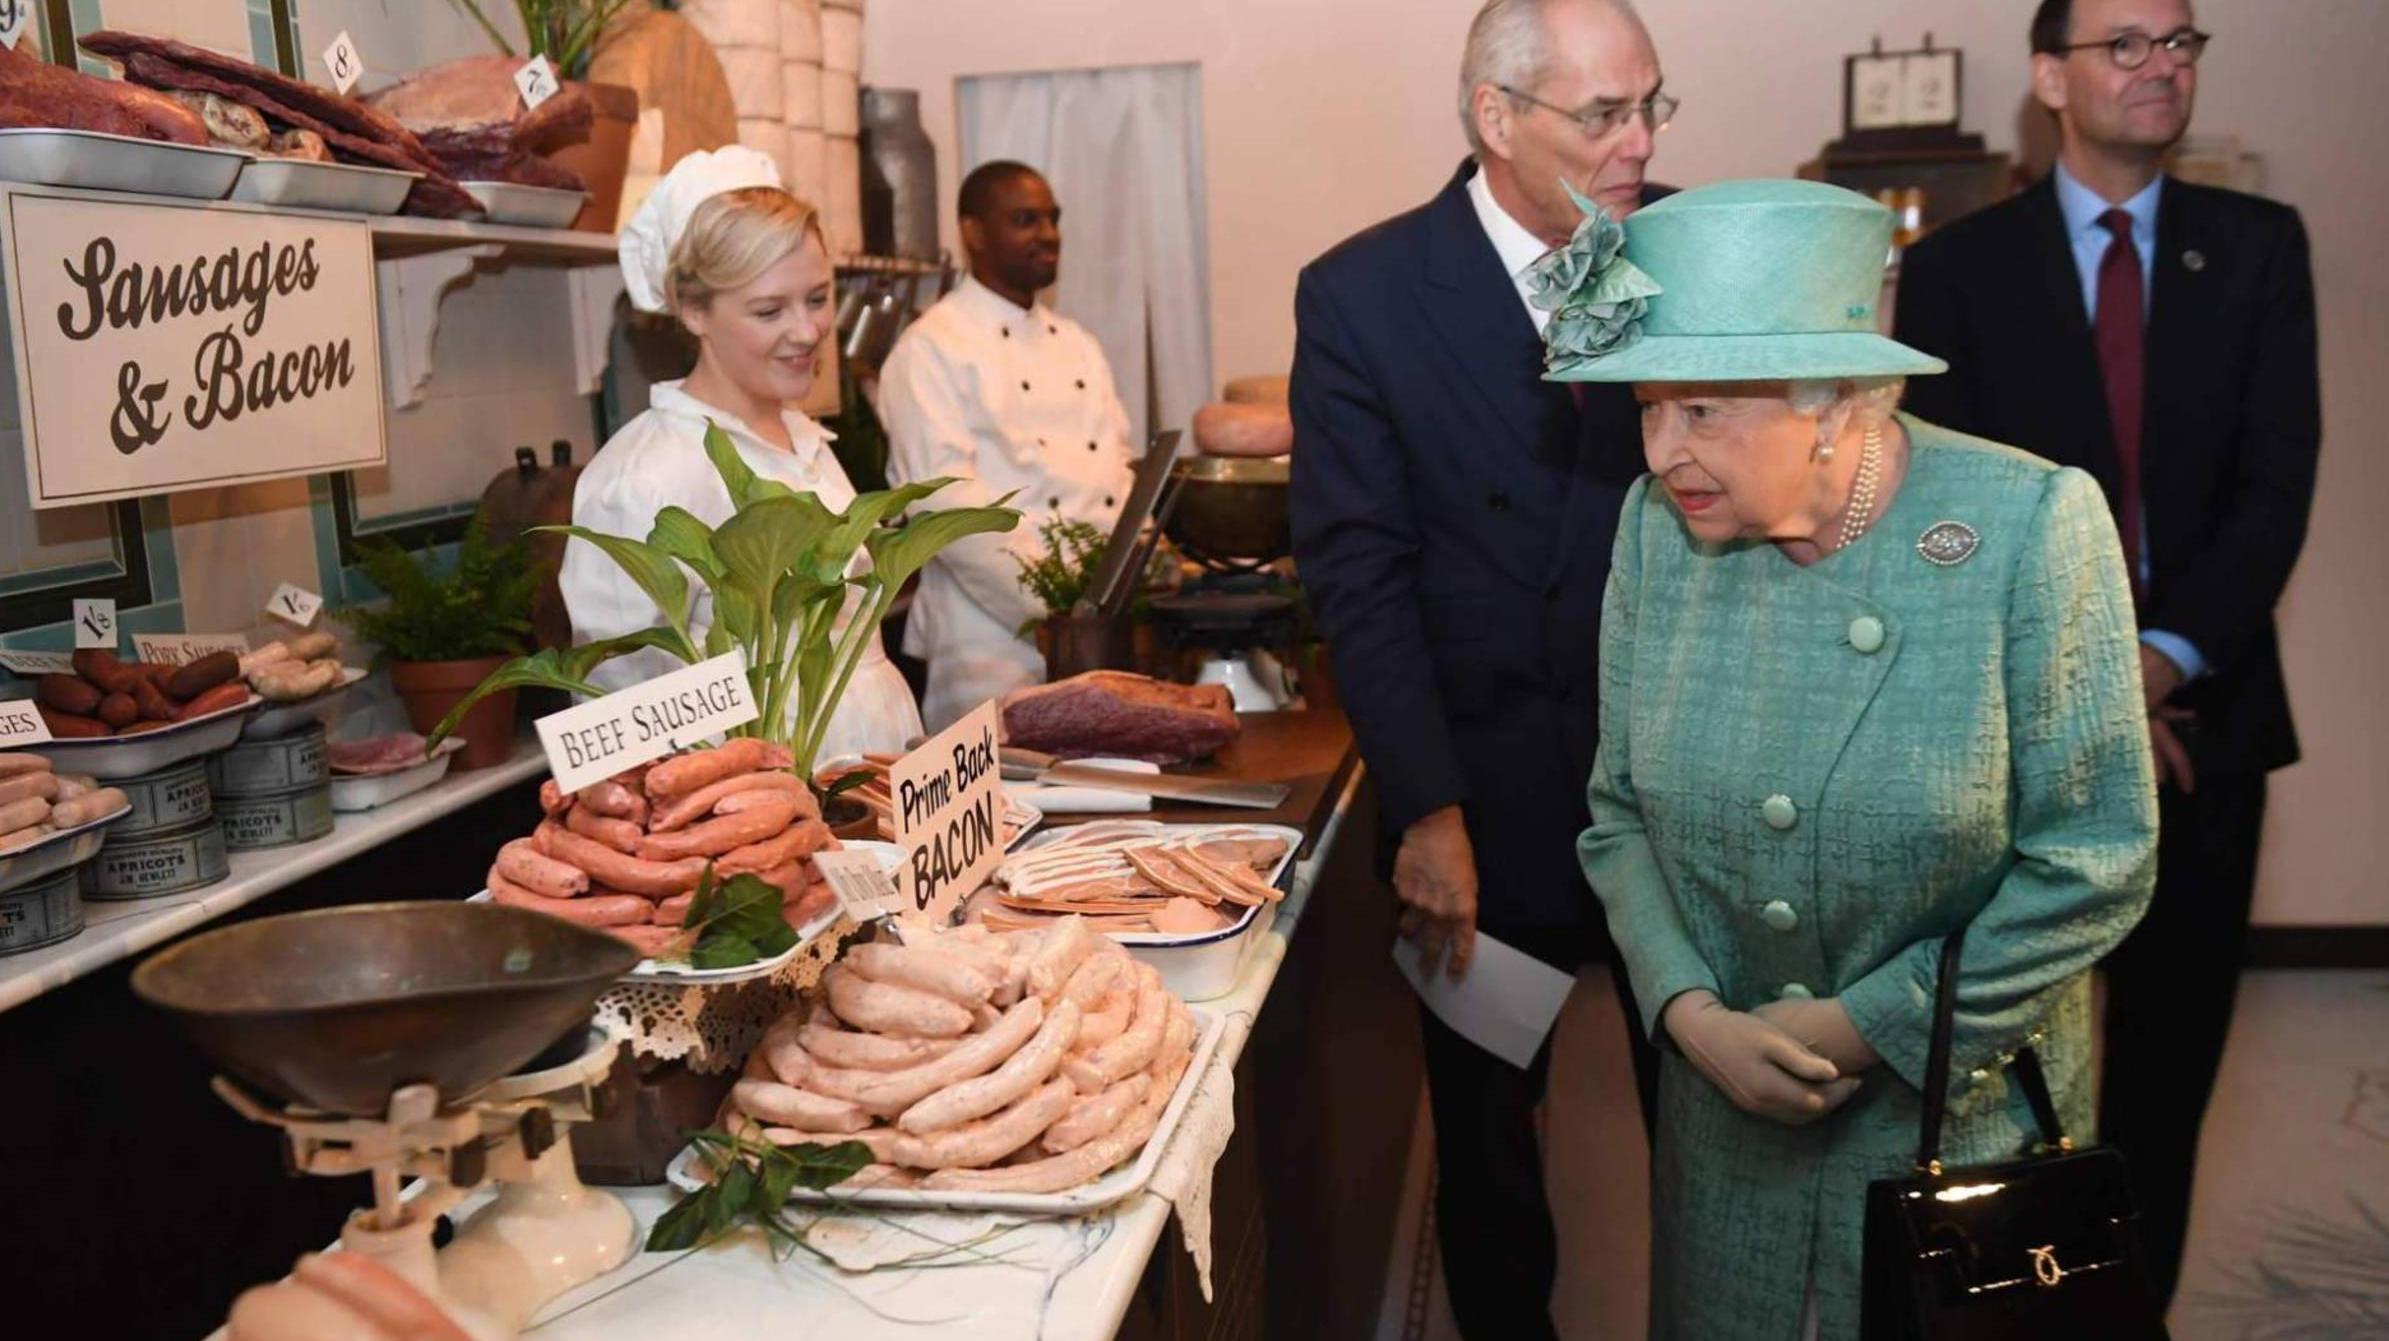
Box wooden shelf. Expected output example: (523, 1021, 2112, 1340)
(370, 213, 618, 263)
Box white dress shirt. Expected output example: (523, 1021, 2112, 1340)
(560, 380, 924, 761)
(1467, 164, 1557, 334)
(877, 275, 1139, 730)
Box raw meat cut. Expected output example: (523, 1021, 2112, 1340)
(0, 41, 208, 144)
(366, 56, 592, 191)
(1000, 672, 1240, 764)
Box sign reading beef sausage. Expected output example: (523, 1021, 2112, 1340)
(534, 652, 759, 794)
(890, 699, 1004, 925)
(0, 189, 387, 508)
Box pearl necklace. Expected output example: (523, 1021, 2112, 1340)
(1834, 423, 1885, 552)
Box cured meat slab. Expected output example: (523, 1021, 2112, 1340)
(1000, 672, 1240, 764)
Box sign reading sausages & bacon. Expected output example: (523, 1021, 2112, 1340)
(0, 186, 387, 508)
(889, 699, 1004, 925)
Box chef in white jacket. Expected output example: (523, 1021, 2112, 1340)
(562, 147, 923, 761)
(877, 161, 1139, 731)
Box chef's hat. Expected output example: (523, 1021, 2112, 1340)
(619, 145, 784, 313)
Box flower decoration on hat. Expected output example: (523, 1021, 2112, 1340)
(1530, 180, 1662, 374)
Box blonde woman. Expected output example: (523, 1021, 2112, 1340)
(561, 147, 923, 758)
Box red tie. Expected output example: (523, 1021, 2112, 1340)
(2092, 209, 2146, 602)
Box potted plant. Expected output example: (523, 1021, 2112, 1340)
(429, 423, 1019, 812)
(344, 519, 539, 770)
(446, 0, 642, 232)
(1014, 513, 1162, 680)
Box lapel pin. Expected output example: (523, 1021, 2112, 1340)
(2182, 249, 2207, 272)
(1917, 520, 1980, 567)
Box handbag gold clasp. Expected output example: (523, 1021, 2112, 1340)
(2028, 1244, 2067, 1287)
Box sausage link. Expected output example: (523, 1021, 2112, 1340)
(165, 650, 240, 700)
(786, 998, 1044, 1116)
(847, 942, 1001, 1007)
(538, 779, 570, 816)
(0, 773, 59, 807)
(883, 1078, 1078, 1170)
(717, 817, 830, 874)
(605, 922, 684, 958)
(496, 837, 589, 898)
(0, 755, 53, 777)
(486, 870, 652, 926)
(650, 770, 814, 832)
(564, 804, 643, 853)
(642, 738, 790, 800)
(171, 681, 249, 721)
(38, 707, 111, 737)
(823, 964, 974, 1038)
(129, 675, 177, 722)
(898, 999, 1081, 1134)
(47, 788, 128, 828)
(35, 674, 102, 715)
(70, 650, 142, 694)
(794, 1021, 962, 1073)
(0, 796, 52, 832)
(731, 1078, 872, 1134)
(575, 778, 649, 824)
(635, 794, 803, 861)
(95, 693, 139, 728)
(535, 820, 707, 897)
(1042, 1074, 1151, 1153)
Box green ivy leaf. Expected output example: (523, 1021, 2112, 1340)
(645, 1189, 710, 1252)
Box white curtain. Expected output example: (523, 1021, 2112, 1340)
(957, 64, 1211, 451)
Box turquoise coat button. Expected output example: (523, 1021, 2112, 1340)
(1780, 982, 1815, 1001)
(1849, 615, 1886, 654)
(1762, 793, 1798, 830)
(1761, 900, 1798, 932)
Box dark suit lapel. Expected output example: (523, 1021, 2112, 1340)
(2023, 176, 2123, 493)
(1413, 164, 1576, 471)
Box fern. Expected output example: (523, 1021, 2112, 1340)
(343, 518, 538, 664)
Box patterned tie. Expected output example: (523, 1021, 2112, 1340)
(2092, 208, 2146, 602)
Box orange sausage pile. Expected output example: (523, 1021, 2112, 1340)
(495, 738, 840, 958)
(34, 649, 250, 738)
(724, 915, 1200, 1194)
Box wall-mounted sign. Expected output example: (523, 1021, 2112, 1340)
(1, 187, 388, 509)
(888, 699, 1004, 925)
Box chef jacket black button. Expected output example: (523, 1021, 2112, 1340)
(1076, 379, 1086, 389)
(1048, 496, 1061, 508)
(1087, 441, 1098, 452)
(1001, 326, 1010, 338)
(1105, 496, 1116, 507)
(1488, 492, 1512, 512)
(1021, 381, 1032, 391)
(1048, 325, 1058, 335)
(1038, 437, 1048, 447)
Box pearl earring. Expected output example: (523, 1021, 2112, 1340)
(1818, 439, 1835, 462)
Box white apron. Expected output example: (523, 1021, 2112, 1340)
(876, 275, 1140, 731)
(560, 380, 923, 761)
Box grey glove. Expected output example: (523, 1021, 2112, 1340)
(1662, 990, 1863, 1125)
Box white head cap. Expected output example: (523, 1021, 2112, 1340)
(619, 145, 783, 313)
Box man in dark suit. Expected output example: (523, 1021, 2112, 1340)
(1289, 1, 1667, 1335)
(1895, 0, 2319, 1305)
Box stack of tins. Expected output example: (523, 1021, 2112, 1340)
(1, 754, 120, 953)
(820, 0, 864, 257)
(681, 0, 791, 194)
(205, 723, 332, 852)
(83, 755, 227, 901)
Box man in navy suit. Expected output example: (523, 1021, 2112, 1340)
(1896, 0, 2318, 1306)
(1289, 2, 1667, 1335)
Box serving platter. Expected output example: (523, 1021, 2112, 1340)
(0, 128, 249, 198)
(0, 800, 134, 892)
(23, 693, 260, 779)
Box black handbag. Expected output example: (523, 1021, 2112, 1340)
(1860, 931, 2170, 1339)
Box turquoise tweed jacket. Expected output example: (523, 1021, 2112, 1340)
(1580, 415, 2158, 1340)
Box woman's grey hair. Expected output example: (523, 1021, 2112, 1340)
(1787, 377, 1905, 424)
(1457, 0, 1640, 157)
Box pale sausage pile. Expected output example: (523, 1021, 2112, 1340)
(0, 753, 128, 854)
(973, 821, 1289, 936)
(239, 633, 347, 703)
(726, 915, 1200, 1194)
(495, 738, 839, 958)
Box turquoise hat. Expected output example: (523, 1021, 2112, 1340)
(1534, 178, 1947, 383)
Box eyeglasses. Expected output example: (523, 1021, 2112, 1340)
(1497, 85, 1679, 138)
(2043, 27, 2212, 70)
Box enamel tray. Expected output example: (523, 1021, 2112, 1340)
(0, 800, 134, 893)
(22, 693, 260, 780)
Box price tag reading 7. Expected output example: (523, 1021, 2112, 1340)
(514, 55, 560, 110)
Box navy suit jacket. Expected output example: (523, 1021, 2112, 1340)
(1290, 161, 1650, 929)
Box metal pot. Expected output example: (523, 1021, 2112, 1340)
(1163, 455, 1291, 570)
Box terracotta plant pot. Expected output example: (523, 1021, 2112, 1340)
(823, 794, 879, 842)
(551, 81, 638, 233)
(389, 656, 517, 771)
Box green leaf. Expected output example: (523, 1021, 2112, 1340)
(702, 421, 804, 509)
(534, 526, 693, 639)
(821, 768, 877, 801)
(678, 863, 720, 931)
(423, 628, 695, 749)
(712, 496, 839, 607)
(677, 869, 794, 969)
(864, 501, 1024, 593)
(689, 933, 761, 970)
(807, 477, 956, 584)
(647, 507, 723, 584)
(709, 1159, 754, 1235)
(785, 1139, 874, 1192)
(646, 1189, 711, 1252)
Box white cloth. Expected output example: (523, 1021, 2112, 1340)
(877, 275, 1139, 731)
(561, 381, 922, 761)
(1467, 163, 1555, 334)
(618, 145, 782, 313)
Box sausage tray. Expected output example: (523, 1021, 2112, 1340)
(242, 666, 366, 740)
(458, 180, 586, 228)
(0, 128, 249, 199)
(22, 692, 260, 779)
(230, 158, 418, 215)
(0, 799, 133, 893)
(663, 1005, 1225, 1215)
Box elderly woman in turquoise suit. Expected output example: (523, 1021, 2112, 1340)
(1535, 179, 2158, 1339)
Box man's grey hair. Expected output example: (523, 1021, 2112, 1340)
(1458, 0, 1640, 157)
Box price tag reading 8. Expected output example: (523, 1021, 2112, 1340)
(0, 0, 33, 54)
(514, 55, 561, 110)
(322, 30, 364, 96)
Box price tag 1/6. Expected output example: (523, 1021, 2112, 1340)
(0, 697, 54, 748)
(322, 30, 364, 96)
(266, 582, 325, 628)
(813, 849, 902, 926)
(0, 651, 77, 676)
(514, 55, 561, 110)
(131, 633, 251, 666)
(71, 599, 117, 651)
(0, 0, 33, 54)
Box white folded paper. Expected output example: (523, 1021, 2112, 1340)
(1393, 933, 1576, 1069)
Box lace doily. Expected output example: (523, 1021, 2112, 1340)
(1148, 1016, 1245, 1301)
(594, 920, 854, 1072)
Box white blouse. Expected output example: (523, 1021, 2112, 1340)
(559, 380, 923, 762)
